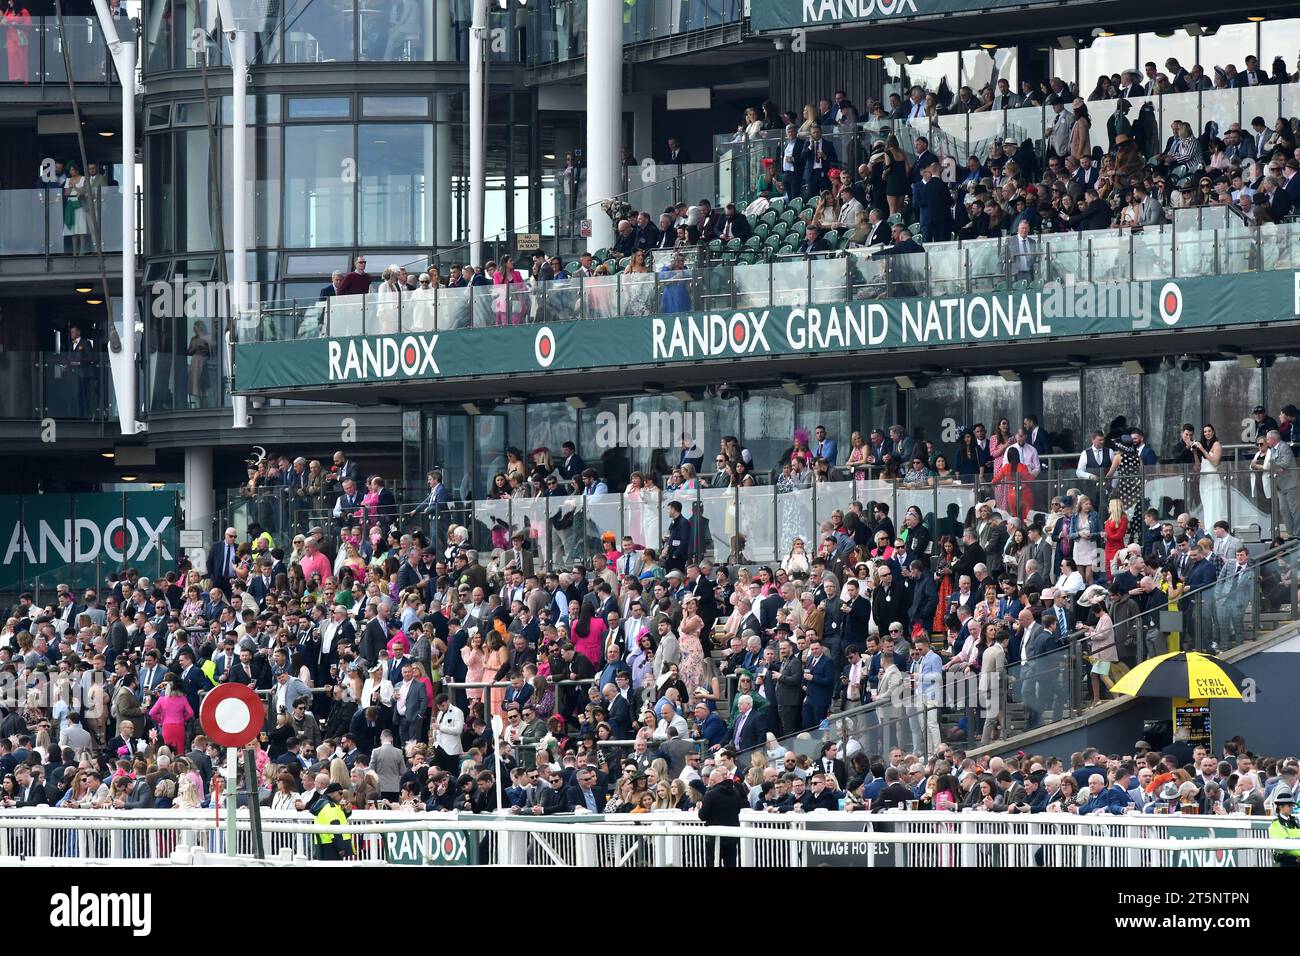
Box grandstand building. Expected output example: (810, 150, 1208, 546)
(1, 0, 1299, 582)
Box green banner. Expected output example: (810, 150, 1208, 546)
(750, 0, 1032, 31)
(0, 492, 178, 592)
(235, 271, 1300, 392)
(383, 828, 476, 865)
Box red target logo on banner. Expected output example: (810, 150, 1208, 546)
(1158, 282, 1183, 326)
(534, 326, 557, 368)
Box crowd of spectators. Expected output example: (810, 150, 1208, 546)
(2, 400, 1296, 844)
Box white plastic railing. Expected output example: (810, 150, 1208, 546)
(0, 807, 1286, 867)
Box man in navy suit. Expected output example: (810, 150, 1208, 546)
(248, 559, 276, 604)
(207, 527, 239, 596)
(727, 695, 763, 753)
(801, 638, 836, 729)
(603, 684, 633, 739)
(692, 701, 727, 748)
(801, 125, 838, 197)
(411, 469, 450, 551)
(910, 136, 938, 184)
(175, 647, 212, 717)
(1078, 770, 1132, 815)
(1130, 428, 1159, 466)
(913, 161, 953, 243)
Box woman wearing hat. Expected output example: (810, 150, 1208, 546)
(1069, 100, 1092, 163)
(1270, 788, 1300, 865)
(1080, 587, 1117, 705)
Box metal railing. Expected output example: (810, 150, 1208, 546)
(243, 216, 1300, 343)
(0, 807, 1287, 868)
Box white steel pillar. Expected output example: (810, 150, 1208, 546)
(585, 0, 622, 254)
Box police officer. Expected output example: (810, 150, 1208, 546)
(1270, 787, 1300, 867)
(311, 783, 354, 860)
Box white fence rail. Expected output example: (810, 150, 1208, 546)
(0, 808, 1285, 867)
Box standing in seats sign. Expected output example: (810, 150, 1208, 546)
(384, 829, 476, 865)
(0, 492, 178, 591)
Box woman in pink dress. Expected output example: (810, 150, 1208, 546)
(461, 631, 486, 703)
(483, 632, 509, 716)
(492, 254, 528, 326)
(676, 596, 706, 698)
(988, 418, 1012, 510)
(148, 681, 194, 754)
(3, 2, 32, 84)
(571, 603, 607, 664)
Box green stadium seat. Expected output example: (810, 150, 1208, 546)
(724, 237, 742, 252)
(780, 209, 796, 225)
(761, 210, 778, 227)
(738, 251, 758, 265)
(773, 221, 789, 238)
(565, 261, 580, 274)
(823, 229, 839, 248)
(752, 223, 770, 241)
(788, 197, 805, 215)
(743, 235, 763, 250)
(594, 247, 610, 262)
(792, 220, 807, 237)
(706, 238, 724, 254)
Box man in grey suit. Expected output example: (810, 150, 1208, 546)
(1258, 430, 1300, 535)
(274, 669, 312, 716)
(775, 638, 805, 737)
(394, 663, 428, 747)
(1135, 183, 1166, 226)
(370, 730, 407, 801)
(1006, 219, 1038, 283)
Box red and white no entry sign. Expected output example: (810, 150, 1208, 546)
(199, 683, 265, 748)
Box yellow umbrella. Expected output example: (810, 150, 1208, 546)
(1109, 651, 1247, 700)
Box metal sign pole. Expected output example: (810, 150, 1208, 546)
(226, 746, 239, 857)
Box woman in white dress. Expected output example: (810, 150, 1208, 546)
(1193, 424, 1226, 529)
(62, 163, 90, 255)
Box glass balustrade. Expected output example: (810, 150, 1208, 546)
(0, 187, 125, 257)
(246, 213, 1290, 344)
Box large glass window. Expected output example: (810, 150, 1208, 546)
(1041, 373, 1082, 456)
(1083, 366, 1139, 440)
(1266, 357, 1300, 421)
(1204, 359, 1261, 447)
(1144, 364, 1202, 457)
(689, 396, 741, 474)
(176, 129, 216, 252)
(741, 388, 796, 475)
(285, 0, 356, 63)
(1137, 34, 1195, 79)
(967, 375, 1022, 443)
(222, 125, 282, 248)
(907, 377, 964, 453)
(526, 402, 578, 466)
(360, 0, 433, 61)
(284, 125, 354, 247)
(1197, 23, 1258, 74)
(146, 134, 174, 255)
(1079, 36, 1137, 90)
(858, 383, 899, 445)
(359, 124, 433, 246)
(797, 384, 851, 467)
